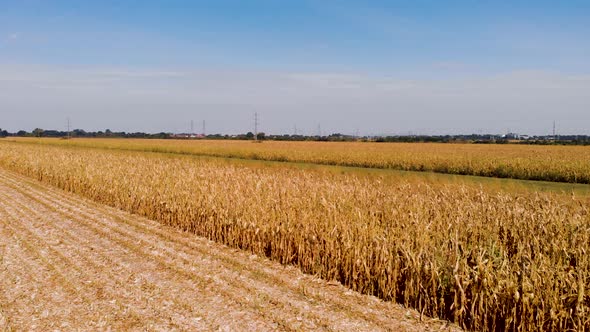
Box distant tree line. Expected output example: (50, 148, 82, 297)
(1, 128, 171, 139)
(1, 128, 589, 145)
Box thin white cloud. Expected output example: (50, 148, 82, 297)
(0, 65, 588, 135)
(93, 70, 187, 78)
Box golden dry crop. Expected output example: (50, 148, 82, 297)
(10, 137, 590, 184)
(0, 141, 589, 331)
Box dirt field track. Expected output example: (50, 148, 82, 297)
(0, 168, 455, 331)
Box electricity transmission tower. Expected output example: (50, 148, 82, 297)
(553, 120, 558, 141)
(66, 117, 71, 139)
(254, 112, 259, 141)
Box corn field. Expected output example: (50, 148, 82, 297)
(0, 141, 589, 331)
(10, 137, 590, 184)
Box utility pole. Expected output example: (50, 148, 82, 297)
(293, 124, 297, 136)
(254, 112, 259, 141)
(190, 120, 194, 135)
(317, 123, 321, 137)
(202, 120, 206, 137)
(553, 120, 556, 141)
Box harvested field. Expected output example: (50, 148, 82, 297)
(0, 168, 453, 331)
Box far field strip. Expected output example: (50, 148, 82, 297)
(7, 137, 590, 184)
(3, 138, 590, 196)
(0, 168, 456, 331)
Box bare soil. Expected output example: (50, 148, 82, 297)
(0, 168, 457, 331)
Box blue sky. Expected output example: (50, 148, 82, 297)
(1, 1, 589, 134)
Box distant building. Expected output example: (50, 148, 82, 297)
(502, 133, 520, 139)
(171, 133, 206, 139)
